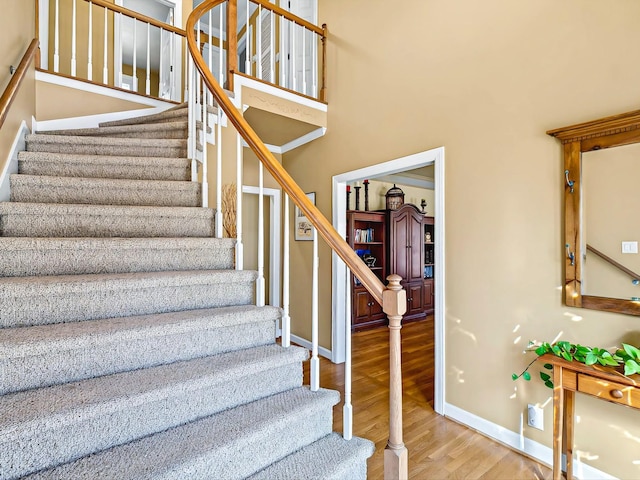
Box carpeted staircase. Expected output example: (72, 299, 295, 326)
(0, 104, 374, 479)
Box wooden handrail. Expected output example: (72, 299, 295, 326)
(86, 0, 186, 37)
(187, 0, 383, 305)
(586, 244, 640, 281)
(0, 38, 39, 130)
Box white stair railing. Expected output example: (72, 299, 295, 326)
(45, 0, 186, 101)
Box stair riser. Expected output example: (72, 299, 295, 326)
(0, 244, 234, 277)
(2, 363, 303, 480)
(26, 142, 187, 158)
(99, 109, 188, 127)
(0, 211, 214, 238)
(19, 159, 191, 181)
(22, 389, 336, 480)
(0, 319, 275, 395)
(1, 277, 254, 328)
(185, 404, 334, 480)
(91, 129, 187, 139)
(10, 179, 202, 208)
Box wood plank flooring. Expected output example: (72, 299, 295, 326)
(303, 318, 551, 479)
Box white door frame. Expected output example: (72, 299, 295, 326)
(331, 146, 446, 415)
(242, 185, 282, 313)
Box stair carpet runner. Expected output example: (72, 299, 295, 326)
(0, 104, 374, 479)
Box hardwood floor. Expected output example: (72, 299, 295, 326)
(303, 318, 551, 479)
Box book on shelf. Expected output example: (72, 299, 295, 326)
(353, 227, 374, 243)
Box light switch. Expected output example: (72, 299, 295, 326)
(622, 241, 638, 254)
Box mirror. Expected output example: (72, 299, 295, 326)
(583, 144, 640, 301)
(548, 109, 640, 316)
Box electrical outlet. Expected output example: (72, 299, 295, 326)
(527, 404, 544, 430)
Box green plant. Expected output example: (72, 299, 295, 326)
(512, 341, 640, 388)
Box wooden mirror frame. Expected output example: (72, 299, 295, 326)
(548, 109, 640, 316)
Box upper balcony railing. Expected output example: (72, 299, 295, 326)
(36, 0, 326, 103)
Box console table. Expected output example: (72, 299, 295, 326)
(543, 354, 640, 480)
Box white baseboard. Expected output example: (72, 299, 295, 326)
(0, 121, 30, 202)
(444, 403, 617, 480)
(290, 334, 333, 361)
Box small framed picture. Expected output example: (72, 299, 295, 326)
(295, 192, 316, 241)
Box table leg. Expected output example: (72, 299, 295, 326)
(564, 390, 575, 480)
(553, 366, 564, 480)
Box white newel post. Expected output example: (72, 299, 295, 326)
(282, 193, 291, 347)
(343, 265, 353, 439)
(310, 227, 319, 391)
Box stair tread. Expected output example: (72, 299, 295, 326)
(0, 201, 214, 218)
(0, 236, 235, 277)
(26, 133, 186, 146)
(0, 268, 257, 291)
(22, 387, 337, 480)
(0, 236, 235, 252)
(0, 344, 308, 433)
(11, 174, 199, 190)
(38, 120, 188, 137)
(248, 433, 375, 480)
(0, 304, 279, 357)
(18, 151, 189, 165)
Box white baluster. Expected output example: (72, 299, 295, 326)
(184, 35, 189, 101)
(310, 226, 319, 391)
(71, 0, 77, 76)
(343, 265, 353, 439)
(145, 23, 150, 95)
(103, 6, 108, 83)
(118, 13, 123, 87)
(279, 14, 285, 88)
(215, 108, 223, 238)
(245, 0, 251, 75)
(219, 3, 224, 87)
(188, 56, 196, 174)
(291, 21, 296, 92)
(132, 20, 137, 91)
(159, 28, 164, 93)
(282, 193, 291, 347)
(196, 21, 201, 120)
(236, 131, 244, 270)
(208, 6, 213, 76)
(302, 27, 306, 96)
(256, 4, 262, 80)
(87, 2, 92, 81)
(256, 162, 265, 306)
(312, 29, 317, 98)
(201, 80, 208, 208)
(269, 11, 275, 83)
(54, 0, 59, 72)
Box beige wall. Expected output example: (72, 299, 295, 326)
(0, 1, 36, 175)
(35, 80, 152, 120)
(283, 0, 640, 477)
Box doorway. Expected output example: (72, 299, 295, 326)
(114, 0, 182, 100)
(331, 146, 445, 414)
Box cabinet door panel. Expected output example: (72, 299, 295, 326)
(406, 282, 424, 317)
(390, 211, 410, 281)
(408, 213, 425, 282)
(354, 289, 372, 323)
(423, 278, 434, 313)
